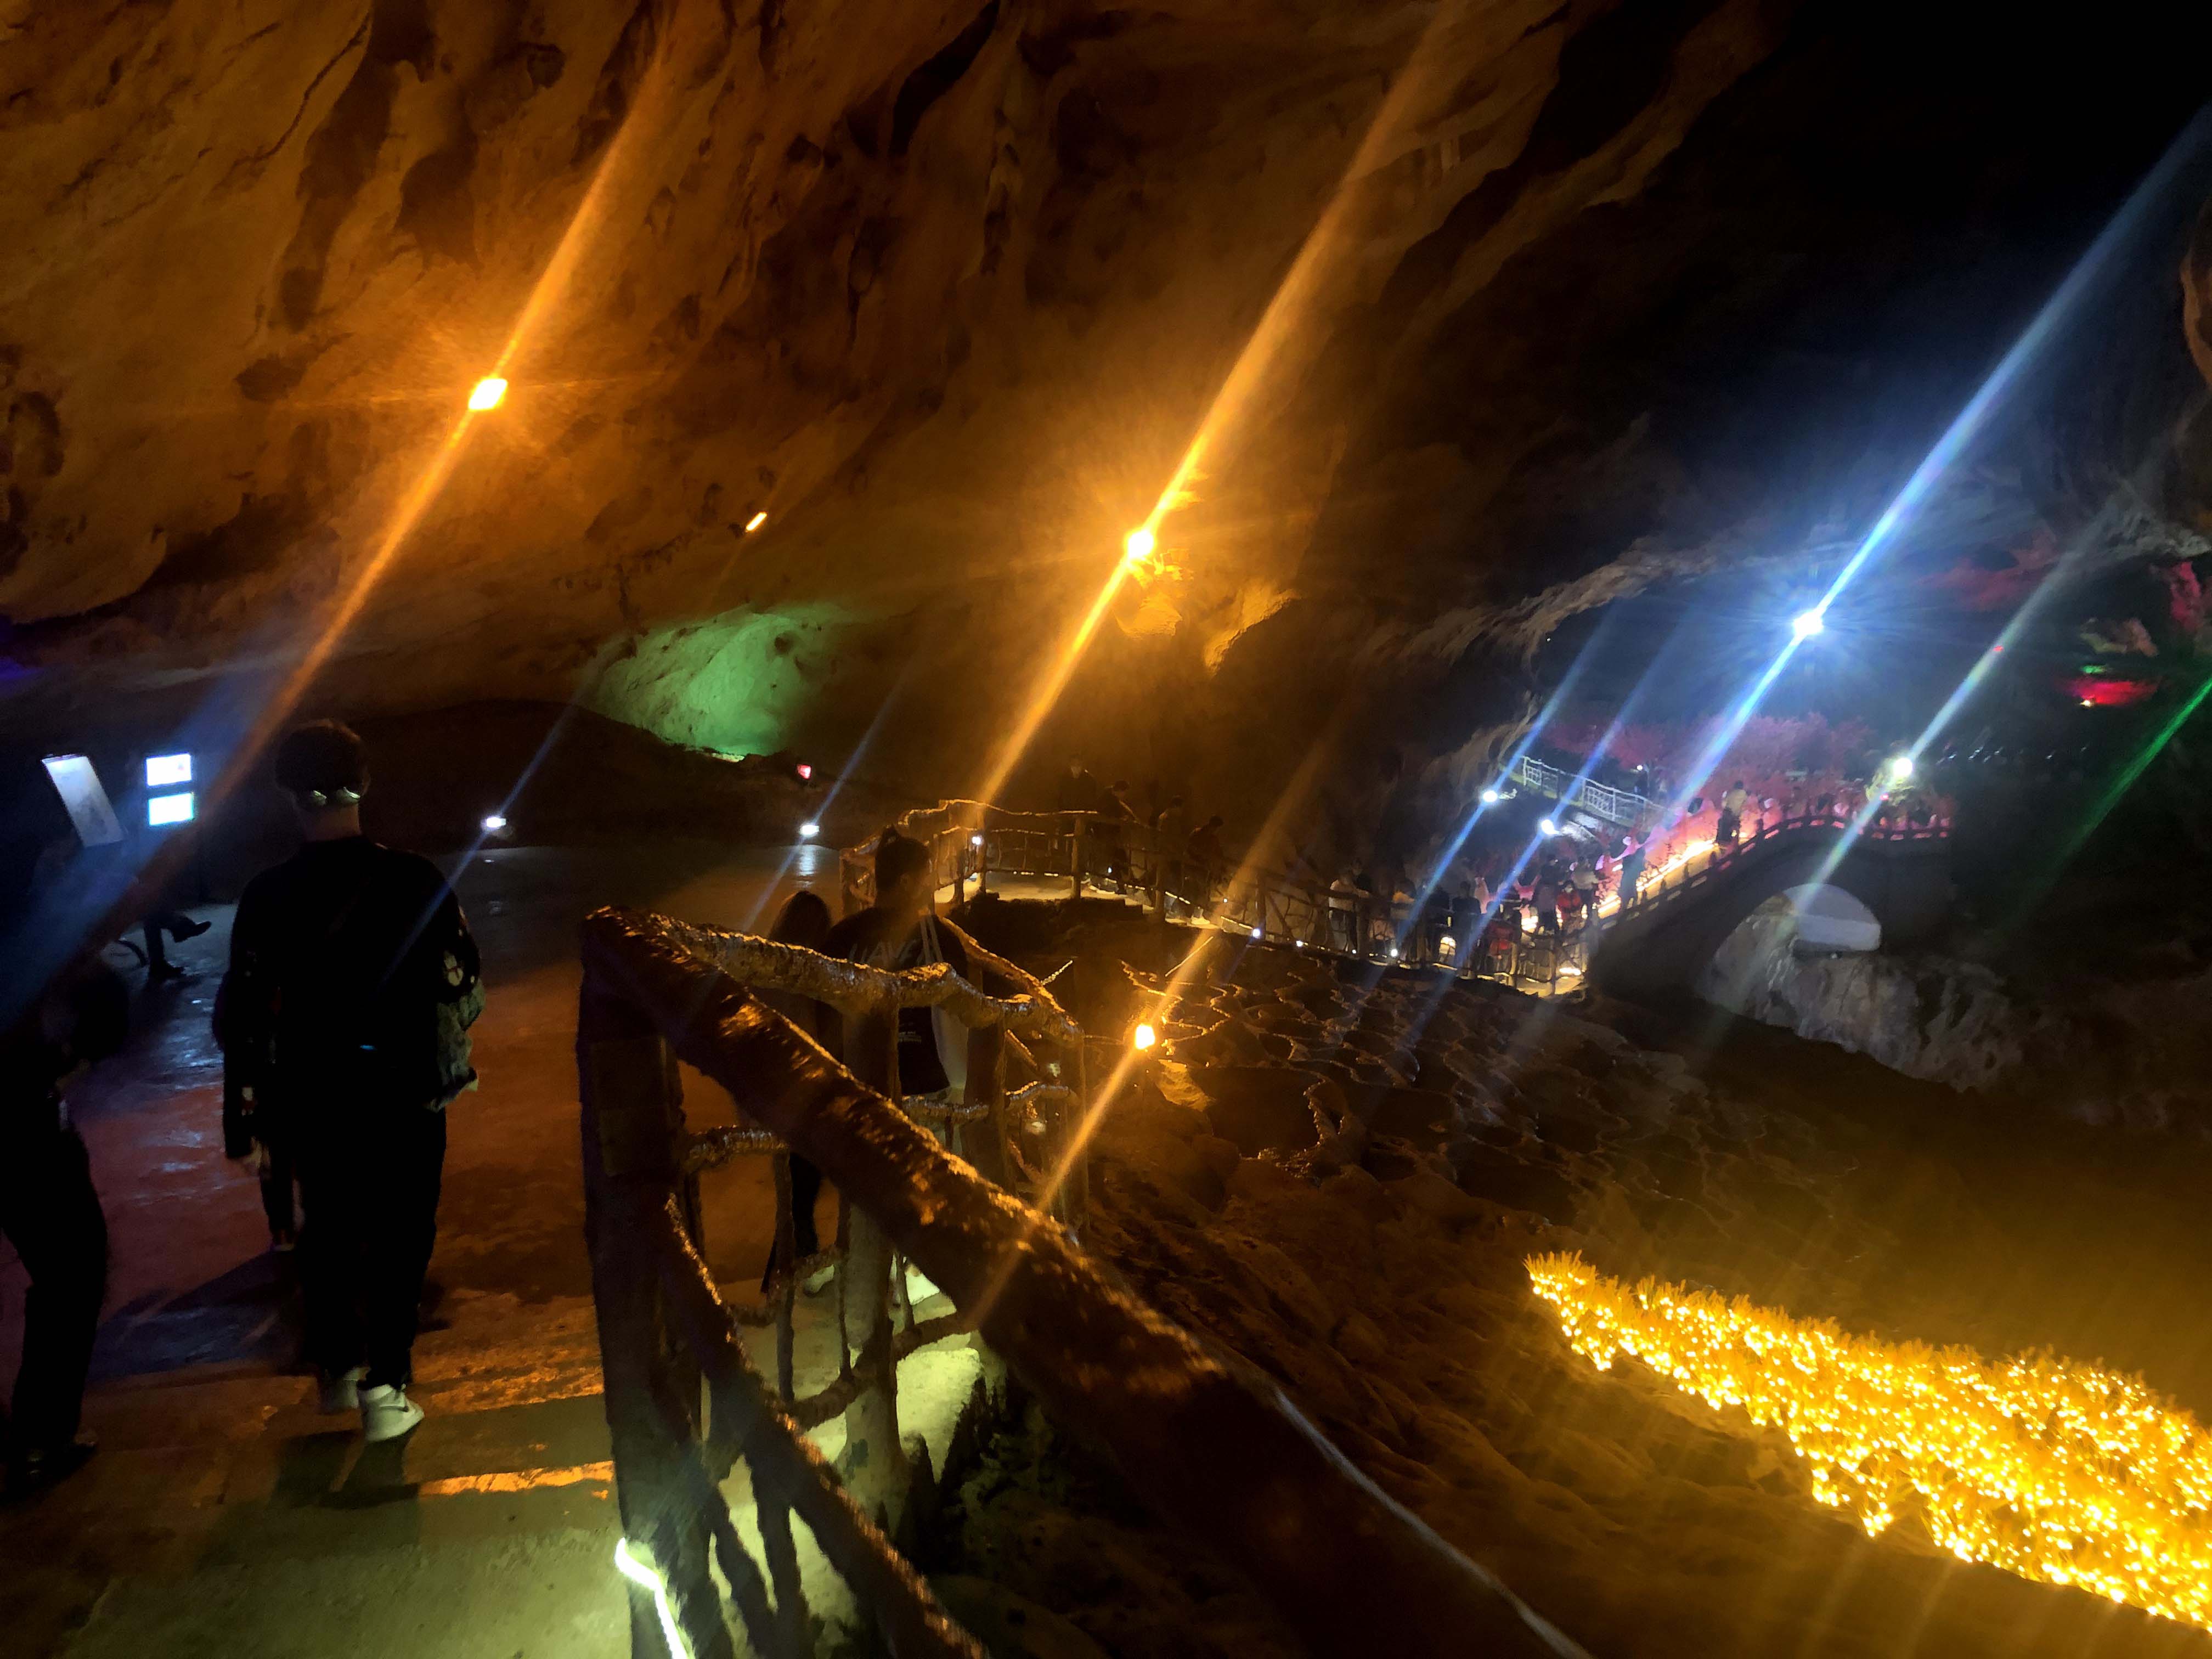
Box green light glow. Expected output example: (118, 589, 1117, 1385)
(584, 604, 850, 756)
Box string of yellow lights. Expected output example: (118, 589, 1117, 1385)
(1526, 1251, 2212, 1633)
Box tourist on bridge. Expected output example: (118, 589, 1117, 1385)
(1616, 836, 1647, 908)
(1156, 795, 1189, 910)
(1533, 864, 1562, 936)
(1056, 757, 1099, 816)
(1187, 815, 1227, 912)
(1096, 779, 1135, 891)
(1717, 779, 1749, 847)
(826, 831, 972, 1108)
(1056, 757, 1098, 881)
(1569, 859, 1600, 915)
(218, 721, 484, 1444)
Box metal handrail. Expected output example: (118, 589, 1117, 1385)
(1511, 755, 1658, 827)
(579, 906, 1585, 1659)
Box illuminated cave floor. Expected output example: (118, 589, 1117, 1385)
(0, 840, 989, 1659)
(1053, 933, 2212, 1657)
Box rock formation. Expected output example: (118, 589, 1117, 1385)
(2, 1, 2209, 830)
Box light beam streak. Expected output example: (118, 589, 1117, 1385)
(970, 6, 1465, 804)
(200, 24, 682, 835)
(1661, 109, 2210, 832)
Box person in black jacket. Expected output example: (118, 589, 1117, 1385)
(824, 832, 971, 1104)
(0, 951, 125, 1499)
(217, 722, 482, 1444)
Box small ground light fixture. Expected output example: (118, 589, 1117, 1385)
(1250, 925, 1263, 939)
(1132, 1023, 1158, 1051)
(1481, 787, 1500, 803)
(467, 377, 507, 411)
(1792, 607, 1826, 640)
(799, 821, 820, 839)
(1886, 754, 1914, 783)
(1124, 526, 1155, 563)
(1540, 817, 1560, 836)
(970, 833, 984, 847)
(744, 511, 769, 533)
(794, 761, 812, 781)
(482, 814, 508, 833)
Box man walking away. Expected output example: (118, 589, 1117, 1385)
(219, 723, 483, 1443)
(0, 952, 126, 1498)
(826, 832, 972, 1107)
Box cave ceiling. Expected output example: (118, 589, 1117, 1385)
(2, 0, 2210, 806)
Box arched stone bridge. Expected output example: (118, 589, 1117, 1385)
(1587, 817, 1953, 1000)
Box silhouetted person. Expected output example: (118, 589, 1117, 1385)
(1056, 758, 1098, 816)
(1096, 779, 1135, 891)
(0, 950, 125, 1498)
(1155, 794, 1189, 906)
(757, 890, 834, 1292)
(217, 722, 483, 1443)
(1188, 815, 1226, 912)
(1533, 864, 1562, 936)
(826, 832, 972, 1105)
(1717, 778, 1748, 847)
(1616, 837, 1647, 908)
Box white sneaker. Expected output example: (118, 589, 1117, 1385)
(359, 1384, 424, 1442)
(318, 1367, 365, 1414)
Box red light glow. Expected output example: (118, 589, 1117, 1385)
(2063, 674, 2157, 708)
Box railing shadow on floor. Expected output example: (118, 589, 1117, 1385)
(578, 904, 1585, 1659)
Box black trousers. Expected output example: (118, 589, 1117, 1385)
(0, 1120, 108, 1455)
(297, 1109, 445, 1390)
(259, 1131, 299, 1240)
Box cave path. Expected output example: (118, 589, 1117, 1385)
(0, 842, 844, 1657)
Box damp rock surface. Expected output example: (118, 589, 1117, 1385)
(1018, 925, 2212, 1656)
(3, 5, 2209, 832)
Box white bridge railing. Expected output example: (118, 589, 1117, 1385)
(1510, 756, 1657, 828)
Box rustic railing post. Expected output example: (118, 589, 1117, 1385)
(578, 975, 732, 1659)
(1069, 812, 1086, 898)
(965, 1022, 1011, 1187)
(837, 1001, 909, 1527)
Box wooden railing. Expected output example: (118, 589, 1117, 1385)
(578, 905, 1585, 1659)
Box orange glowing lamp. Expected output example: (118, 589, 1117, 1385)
(468, 377, 508, 411)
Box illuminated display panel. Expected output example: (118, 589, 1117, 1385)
(43, 754, 125, 847)
(147, 792, 196, 827)
(145, 753, 193, 787)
